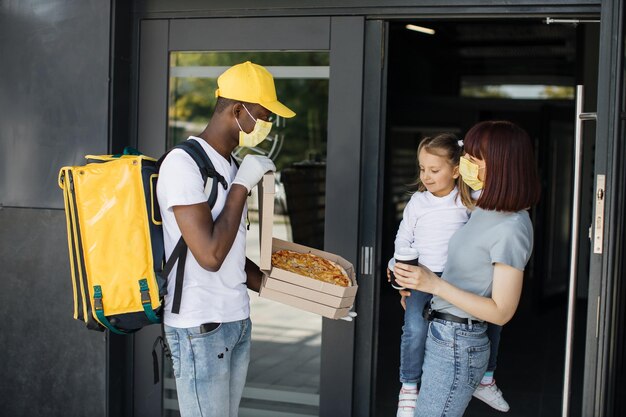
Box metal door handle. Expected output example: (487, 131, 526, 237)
(562, 85, 596, 417)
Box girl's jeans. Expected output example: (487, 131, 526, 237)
(414, 319, 490, 417)
(399, 289, 433, 384)
(164, 318, 252, 417)
(486, 323, 502, 373)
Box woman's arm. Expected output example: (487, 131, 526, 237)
(393, 262, 523, 325)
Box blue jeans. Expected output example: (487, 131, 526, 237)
(399, 289, 432, 384)
(414, 319, 490, 417)
(486, 323, 502, 372)
(164, 318, 252, 417)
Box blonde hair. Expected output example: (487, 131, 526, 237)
(412, 133, 474, 209)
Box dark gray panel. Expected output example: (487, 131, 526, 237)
(110, 0, 135, 156)
(352, 19, 387, 417)
(137, 0, 600, 17)
(169, 17, 330, 51)
(137, 20, 170, 157)
(320, 16, 364, 417)
(0, 208, 106, 417)
(134, 325, 163, 417)
(0, 0, 111, 209)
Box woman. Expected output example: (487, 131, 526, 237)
(393, 120, 541, 416)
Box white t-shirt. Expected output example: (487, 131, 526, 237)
(156, 137, 249, 328)
(394, 187, 470, 273)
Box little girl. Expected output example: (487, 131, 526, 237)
(391, 133, 506, 416)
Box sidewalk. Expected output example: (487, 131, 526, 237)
(243, 213, 322, 415)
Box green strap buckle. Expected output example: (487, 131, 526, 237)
(92, 285, 127, 335)
(138, 279, 160, 324)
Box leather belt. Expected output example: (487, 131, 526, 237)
(424, 308, 483, 325)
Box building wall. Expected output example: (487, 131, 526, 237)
(0, 1, 620, 416)
(0, 1, 112, 415)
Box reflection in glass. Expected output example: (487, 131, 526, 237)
(165, 51, 329, 416)
(460, 81, 575, 99)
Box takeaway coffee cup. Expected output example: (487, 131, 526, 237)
(390, 247, 420, 290)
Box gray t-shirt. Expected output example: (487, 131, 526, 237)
(430, 207, 534, 319)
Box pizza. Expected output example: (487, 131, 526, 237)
(271, 249, 352, 287)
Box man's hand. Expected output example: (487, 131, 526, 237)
(232, 155, 276, 192)
(245, 258, 264, 293)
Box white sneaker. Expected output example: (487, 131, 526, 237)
(472, 381, 510, 412)
(396, 387, 419, 417)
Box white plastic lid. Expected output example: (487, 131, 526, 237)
(394, 246, 419, 261)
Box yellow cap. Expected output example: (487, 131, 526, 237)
(215, 61, 296, 118)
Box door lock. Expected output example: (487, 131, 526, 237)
(593, 175, 606, 254)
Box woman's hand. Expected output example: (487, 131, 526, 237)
(393, 263, 441, 295)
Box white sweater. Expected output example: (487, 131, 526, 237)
(394, 187, 470, 273)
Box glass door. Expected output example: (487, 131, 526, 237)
(134, 16, 365, 417)
(167, 51, 329, 417)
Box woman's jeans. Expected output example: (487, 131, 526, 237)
(399, 287, 502, 385)
(399, 289, 433, 384)
(164, 318, 252, 417)
(414, 319, 490, 417)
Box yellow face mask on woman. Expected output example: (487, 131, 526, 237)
(459, 156, 484, 191)
(236, 104, 273, 147)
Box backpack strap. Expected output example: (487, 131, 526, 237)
(176, 139, 228, 208)
(170, 238, 188, 315)
(158, 139, 230, 314)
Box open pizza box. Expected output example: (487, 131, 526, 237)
(257, 172, 358, 319)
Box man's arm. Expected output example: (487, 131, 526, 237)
(172, 154, 276, 272)
(173, 184, 248, 271)
(245, 257, 264, 293)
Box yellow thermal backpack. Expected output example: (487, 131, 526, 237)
(58, 141, 225, 334)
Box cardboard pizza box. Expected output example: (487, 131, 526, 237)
(259, 286, 352, 320)
(261, 274, 355, 308)
(257, 172, 358, 319)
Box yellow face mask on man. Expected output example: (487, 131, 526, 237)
(235, 104, 273, 147)
(459, 156, 485, 191)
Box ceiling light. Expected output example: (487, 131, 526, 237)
(405, 24, 435, 35)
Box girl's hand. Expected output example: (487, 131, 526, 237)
(393, 263, 441, 295)
(386, 257, 395, 283)
(399, 290, 410, 310)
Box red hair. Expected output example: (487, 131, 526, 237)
(463, 121, 540, 212)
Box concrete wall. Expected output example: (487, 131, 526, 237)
(0, 1, 112, 415)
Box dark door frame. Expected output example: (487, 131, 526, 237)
(359, 7, 620, 417)
(584, 0, 625, 415)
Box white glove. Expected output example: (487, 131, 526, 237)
(232, 155, 276, 192)
(339, 311, 357, 322)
